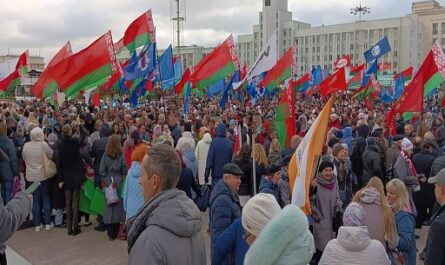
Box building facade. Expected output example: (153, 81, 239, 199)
(237, 0, 445, 76)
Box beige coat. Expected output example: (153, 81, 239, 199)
(22, 127, 53, 182)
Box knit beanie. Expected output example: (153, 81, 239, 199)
(343, 202, 366, 226)
(318, 160, 334, 173)
(401, 138, 413, 151)
(242, 193, 281, 236)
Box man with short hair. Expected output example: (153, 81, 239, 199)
(210, 163, 243, 264)
(259, 164, 282, 206)
(168, 114, 181, 147)
(127, 144, 206, 265)
(424, 168, 445, 265)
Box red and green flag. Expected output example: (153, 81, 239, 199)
(123, 10, 156, 54)
(295, 72, 311, 92)
(47, 31, 122, 99)
(260, 46, 296, 91)
(275, 79, 296, 147)
(349, 64, 365, 77)
(16, 50, 30, 77)
(0, 70, 20, 97)
(393, 66, 413, 83)
(175, 68, 191, 96)
(32, 42, 72, 99)
(190, 35, 239, 90)
(347, 71, 363, 90)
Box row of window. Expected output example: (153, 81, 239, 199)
(432, 22, 445, 35)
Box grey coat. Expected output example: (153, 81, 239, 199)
(127, 189, 206, 265)
(0, 192, 31, 253)
(310, 175, 342, 251)
(394, 155, 418, 196)
(99, 154, 127, 224)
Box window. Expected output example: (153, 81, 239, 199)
(433, 23, 438, 35)
(317, 47, 320, 52)
(265, 0, 270, 6)
(350, 44, 354, 50)
(283, 30, 287, 37)
(283, 39, 286, 45)
(442, 23, 445, 34)
(394, 51, 398, 57)
(441, 38, 445, 46)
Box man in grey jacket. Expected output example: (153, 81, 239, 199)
(127, 144, 206, 265)
(0, 192, 32, 265)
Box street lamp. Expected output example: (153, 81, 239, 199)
(350, 3, 371, 21)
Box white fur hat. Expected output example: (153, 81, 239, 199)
(401, 138, 413, 151)
(242, 193, 281, 236)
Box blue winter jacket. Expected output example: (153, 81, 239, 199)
(123, 161, 144, 220)
(0, 136, 18, 182)
(342, 127, 353, 152)
(259, 177, 280, 205)
(395, 210, 416, 265)
(210, 180, 242, 250)
(182, 147, 198, 178)
(205, 124, 233, 182)
(212, 218, 249, 265)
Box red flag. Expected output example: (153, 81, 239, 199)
(275, 79, 296, 147)
(16, 50, 30, 77)
(92, 92, 100, 108)
(394, 66, 413, 81)
(350, 64, 366, 75)
(333, 55, 351, 70)
(145, 80, 153, 92)
(114, 37, 125, 54)
(385, 106, 397, 136)
(233, 125, 242, 155)
(319, 68, 347, 97)
(175, 68, 191, 95)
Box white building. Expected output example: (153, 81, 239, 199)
(237, 0, 445, 76)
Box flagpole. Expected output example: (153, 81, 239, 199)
(252, 132, 257, 195)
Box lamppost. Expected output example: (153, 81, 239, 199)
(350, 3, 371, 21)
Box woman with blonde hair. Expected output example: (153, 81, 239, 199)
(267, 138, 280, 164)
(386, 179, 416, 265)
(353, 177, 399, 248)
(252, 144, 268, 193)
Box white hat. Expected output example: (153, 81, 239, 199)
(401, 138, 413, 151)
(242, 193, 281, 237)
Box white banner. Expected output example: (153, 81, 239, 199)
(233, 31, 277, 89)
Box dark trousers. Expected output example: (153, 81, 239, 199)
(0, 252, 6, 265)
(107, 223, 120, 240)
(65, 189, 80, 232)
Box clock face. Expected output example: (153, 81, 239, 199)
(265, 0, 271, 6)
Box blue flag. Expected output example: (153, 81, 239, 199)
(207, 79, 225, 99)
(162, 57, 182, 91)
(394, 74, 404, 100)
(362, 60, 378, 87)
(159, 45, 174, 81)
(380, 90, 394, 104)
(183, 83, 191, 115)
(220, 71, 240, 110)
(124, 43, 156, 81)
(311, 65, 323, 85)
(364, 36, 391, 63)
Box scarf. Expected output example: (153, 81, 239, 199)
(337, 159, 346, 182)
(400, 150, 417, 176)
(316, 174, 336, 190)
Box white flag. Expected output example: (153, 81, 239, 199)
(233, 31, 277, 89)
(0, 57, 19, 80)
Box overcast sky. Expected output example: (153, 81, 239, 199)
(0, 0, 443, 64)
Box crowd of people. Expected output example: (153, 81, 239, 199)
(0, 92, 445, 265)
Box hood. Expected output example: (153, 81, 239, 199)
(357, 125, 370, 138)
(336, 226, 371, 251)
(359, 187, 381, 205)
(182, 148, 196, 162)
(0, 136, 10, 143)
(181, 131, 193, 139)
(30, 127, 44, 142)
(128, 162, 141, 179)
(202, 133, 212, 144)
(215, 123, 227, 138)
(342, 127, 352, 138)
(244, 205, 314, 265)
(259, 177, 276, 191)
(127, 189, 202, 251)
(100, 123, 111, 137)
